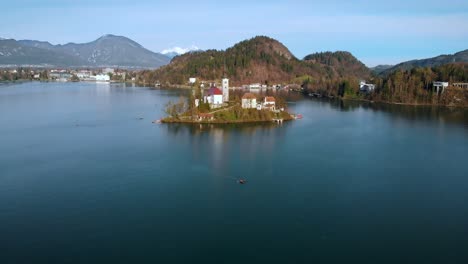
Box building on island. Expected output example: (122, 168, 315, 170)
(263, 96, 276, 110)
(204, 87, 223, 106)
(359, 80, 375, 93)
(222, 78, 229, 102)
(198, 113, 214, 121)
(189, 77, 197, 84)
(241, 93, 257, 109)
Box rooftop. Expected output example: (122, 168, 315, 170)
(242, 93, 257, 99)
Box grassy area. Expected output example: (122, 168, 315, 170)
(162, 105, 293, 124)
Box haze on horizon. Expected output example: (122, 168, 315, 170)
(2, 0, 467, 67)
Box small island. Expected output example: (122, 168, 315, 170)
(160, 78, 297, 124)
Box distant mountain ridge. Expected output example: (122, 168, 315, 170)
(381, 49, 468, 75)
(0, 34, 170, 68)
(371, 64, 393, 74)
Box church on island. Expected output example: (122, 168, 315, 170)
(200, 78, 230, 108)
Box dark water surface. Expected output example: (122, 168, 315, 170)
(1, 82, 467, 263)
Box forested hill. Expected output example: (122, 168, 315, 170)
(303, 51, 371, 79)
(368, 63, 468, 107)
(381, 49, 468, 75)
(140, 36, 371, 86)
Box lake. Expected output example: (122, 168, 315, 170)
(1, 82, 467, 263)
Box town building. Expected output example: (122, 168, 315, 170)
(204, 87, 223, 106)
(102, 68, 115, 74)
(77, 71, 92, 80)
(189, 77, 197, 84)
(263, 96, 276, 110)
(433, 81, 449, 93)
(222, 78, 229, 102)
(95, 74, 110, 82)
(49, 72, 72, 81)
(241, 93, 257, 109)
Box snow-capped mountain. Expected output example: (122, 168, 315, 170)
(161, 45, 200, 58)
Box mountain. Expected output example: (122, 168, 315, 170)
(1, 34, 170, 68)
(0, 39, 84, 66)
(143, 36, 370, 86)
(370, 64, 393, 74)
(381, 49, 468, 75)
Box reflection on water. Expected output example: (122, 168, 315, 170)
(306, 97, 468, 126)
(163, 122, 291, 178)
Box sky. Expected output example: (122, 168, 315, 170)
(1, 0, 467, 66)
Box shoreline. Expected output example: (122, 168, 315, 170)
(340, 97, 468, 109)
(160, 118, 293, 124)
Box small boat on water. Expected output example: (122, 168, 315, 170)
(296, 114, 303, 119)
(238, 179, 247, 184)
(152, 119, 162, 124)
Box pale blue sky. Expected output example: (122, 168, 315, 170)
(1, 0, 467, 66)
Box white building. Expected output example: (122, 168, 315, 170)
(263, 96, 276, 110)
(359, 80, 375, 93)
(189, 77, 197, 84)
(95, 74, 110, 82)
(433, 81, 449, 93)
(222, 78, 229, 102)
(77, 71, 91, 80)
(241, 93, 257, 109)
(204, 87, 223, 105)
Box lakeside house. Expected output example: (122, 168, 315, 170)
(77, 70, 92, 80)
(241, 93, 257, 109)
(360, 80, 375, 93)
(433, 81, 449, 93)
(453, 83, 468, 89)
(95, 74, 110, 82)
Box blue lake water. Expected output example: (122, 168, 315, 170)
(1, 82, 468, 263)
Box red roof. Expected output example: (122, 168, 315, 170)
(242, 93, 256, 99)
(265, 96, 276, 102)
(208, 87, 223, 95)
